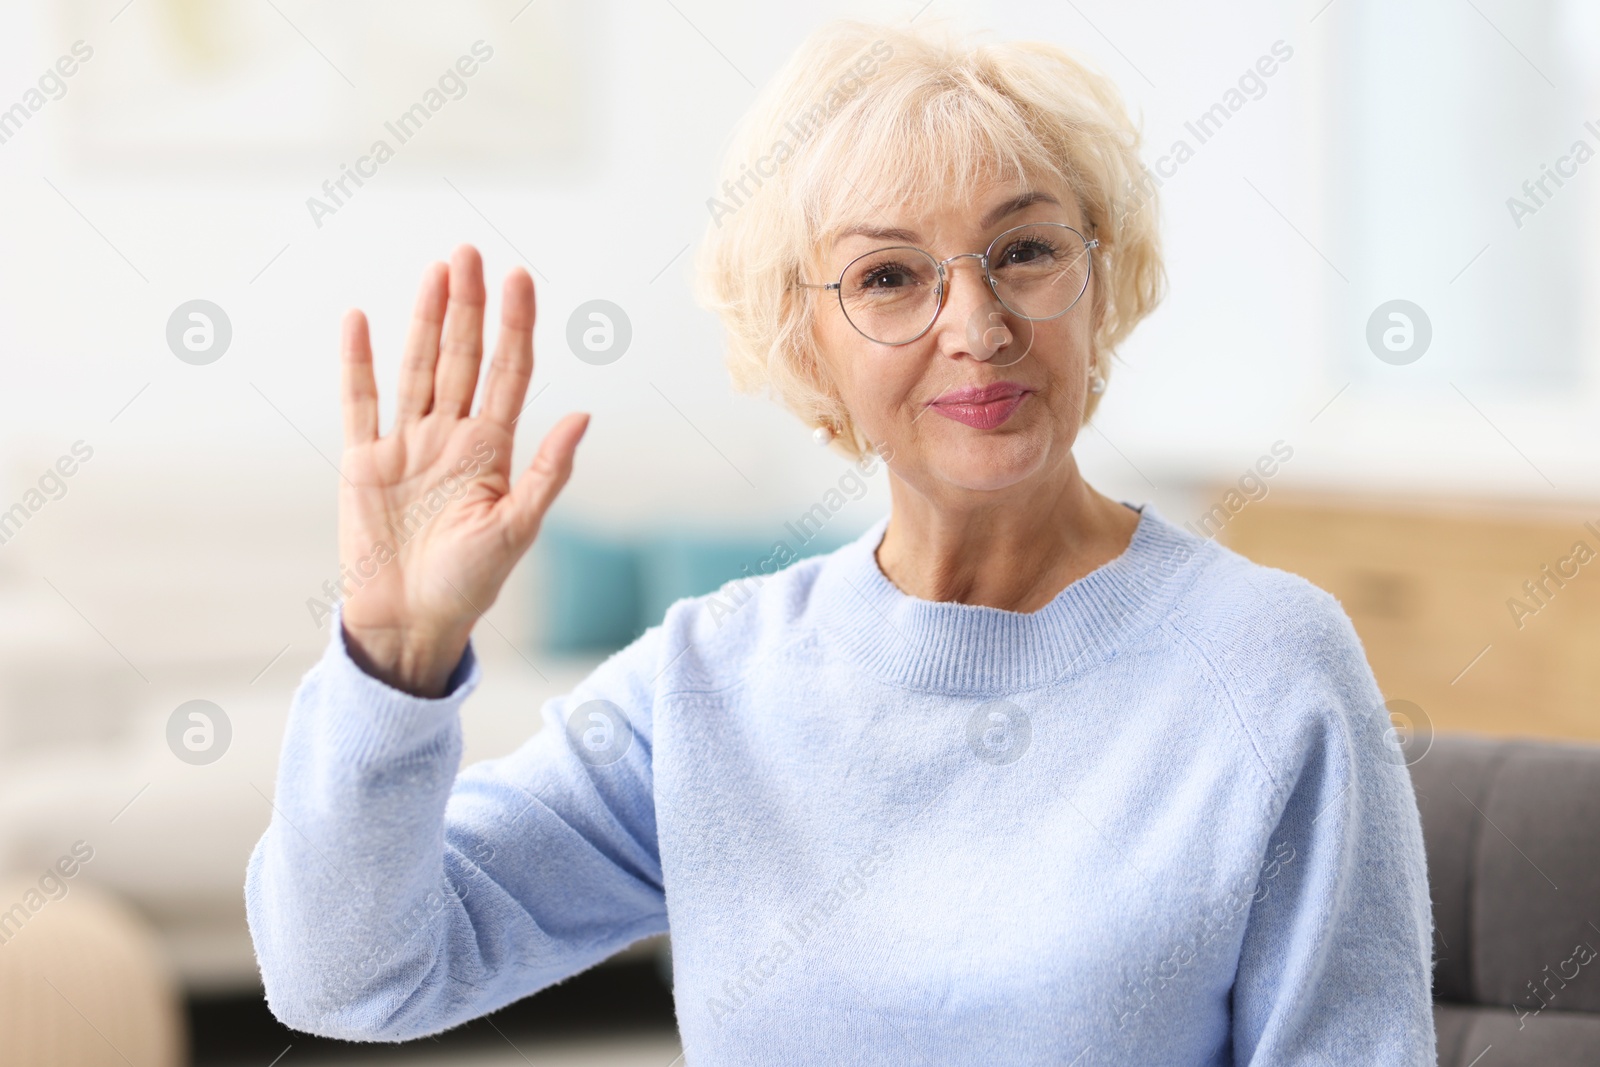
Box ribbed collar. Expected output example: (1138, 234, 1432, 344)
(811, 502, 1210, 694)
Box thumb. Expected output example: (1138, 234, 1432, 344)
(501, 412, 590, 550)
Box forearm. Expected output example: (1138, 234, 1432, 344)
(245, 608, 673, 1043)
(244, 616, 480, 1040)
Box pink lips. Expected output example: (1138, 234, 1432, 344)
(926, 381, 1031, 430)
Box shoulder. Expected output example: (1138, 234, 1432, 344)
(1163, 534, 1386, 796)
(1169, 536, 1359, 670)
(1129, 507, 1361, 676)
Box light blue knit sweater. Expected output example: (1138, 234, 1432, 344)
(244, 503, 1437, 1065)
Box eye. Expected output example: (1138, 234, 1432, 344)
(997, 238, 1059, 266)
(861, 261, 916, 288)
(841, 251, 935, 300)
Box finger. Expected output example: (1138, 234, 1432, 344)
(340, 309, 379, 447)
(501, 412, 590, 550)
(480, 267, 536, 426)
(434, 244, 487, 419)
(396, 261, 448, 424)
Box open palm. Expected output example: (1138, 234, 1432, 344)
(336, 245, 588, 697)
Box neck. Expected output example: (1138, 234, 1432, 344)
(874, 452, 1138, 612)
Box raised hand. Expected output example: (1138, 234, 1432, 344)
(336, 245, 588, 697)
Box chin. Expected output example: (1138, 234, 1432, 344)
(928, 432, 1053, 493)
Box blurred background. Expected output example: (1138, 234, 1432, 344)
(0, 0, 1597, 1064)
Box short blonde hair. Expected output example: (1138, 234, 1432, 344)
(692, 18, 1164, 458)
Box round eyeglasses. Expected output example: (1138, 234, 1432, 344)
(796, 222, 1099, 346)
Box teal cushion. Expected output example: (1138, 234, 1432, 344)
(638, 530, 846, 627)
(540, 523, 850, 653)
(539, 523, 642, 653)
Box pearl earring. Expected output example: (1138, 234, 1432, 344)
(1089, 366, 1106, 395)
(812, 424, 836, 446)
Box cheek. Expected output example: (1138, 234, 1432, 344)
(1022, 316, 1090, 379)
(1023, 320, 1093, 421)
(815, 323, 911, 417)
(812, 316, 858, 398)
(850, 360, 923, 436)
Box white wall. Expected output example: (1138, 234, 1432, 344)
(1, 0, 1597, 656)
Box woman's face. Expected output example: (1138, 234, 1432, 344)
(809, 176, 1099, 497)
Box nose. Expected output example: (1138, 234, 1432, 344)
(936, 255, 1009, 362)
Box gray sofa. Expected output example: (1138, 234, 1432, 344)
(1412, 733, 1600, 1065)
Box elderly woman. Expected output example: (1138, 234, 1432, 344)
(246, 18, 1435, 1066)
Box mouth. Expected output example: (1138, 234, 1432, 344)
(925, 381, 1032, 430)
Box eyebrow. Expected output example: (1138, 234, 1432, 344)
(832, 190, 1062, 246)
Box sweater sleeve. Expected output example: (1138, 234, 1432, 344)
(243, 603, 668, 1043)
(1229, 599, 1437, 1066)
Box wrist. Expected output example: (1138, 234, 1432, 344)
(340, 620, 472, 699)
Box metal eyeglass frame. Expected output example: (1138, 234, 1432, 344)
(795, 222, 1100, 346)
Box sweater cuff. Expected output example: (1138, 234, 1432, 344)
(313, 600, 483, 766)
